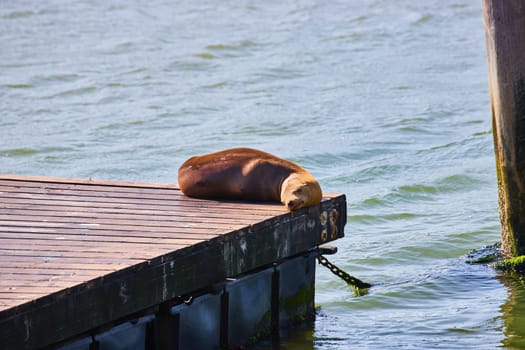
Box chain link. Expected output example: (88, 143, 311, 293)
(317, 255, 371, 290)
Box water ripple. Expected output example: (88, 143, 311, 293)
(0, 0, 507, 348)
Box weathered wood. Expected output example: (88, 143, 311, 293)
(0, 174, 346, 349)
(0, 174, 180, 189)
(482, 0, 525, 257)
(0, 232, 194, 245)
(0, 214, 244, 231)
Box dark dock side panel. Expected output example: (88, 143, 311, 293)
(0, 174, 346, 349)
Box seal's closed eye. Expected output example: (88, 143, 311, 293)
(294, 188, 304, 194)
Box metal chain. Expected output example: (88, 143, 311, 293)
(317, 255, 372, 290)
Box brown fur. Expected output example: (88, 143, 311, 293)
(178, 147, 322, 210)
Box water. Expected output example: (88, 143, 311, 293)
(1, 0, 523, 348)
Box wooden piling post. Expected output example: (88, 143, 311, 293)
(482, 0, 525, 257)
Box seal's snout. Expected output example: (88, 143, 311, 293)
(287, 198, 304, 211)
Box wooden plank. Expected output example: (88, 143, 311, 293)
(0, 201, 282, 223)
(0, 214, 246, 230)
(0, 207, 267, 226)
(0, 254, 147, 265)
(0, 220, 230, 235)
(0, 215, 229, 232)
(0, 184, 189, 200)
(0, 269, 110, 282)
(0, 190, 273, 209)
(0, 225, 221, 240)
(0, 244, 179, 257)
(0, 195, 285, 216)
(0, 233, 195, 246)
(0, 293, 51, 300)
(0, 283, 82, 293)
(0, 279, 83, 288)
(0, 230, 212, 246)
(0, 266, 105, 275)
(0, 179, 179, 193)
(0, 173, 180, 189)
(0, 262, 140, 274)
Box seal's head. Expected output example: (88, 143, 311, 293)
(280, 172, 322, 211)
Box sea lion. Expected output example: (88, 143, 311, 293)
(178, 147, 322, 210)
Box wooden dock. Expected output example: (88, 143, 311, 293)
(0, 174, 346, 349)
